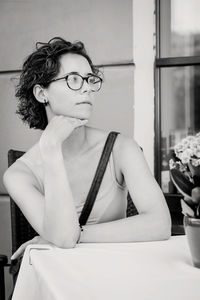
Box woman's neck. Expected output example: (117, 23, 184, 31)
(62, 125, 89, 161)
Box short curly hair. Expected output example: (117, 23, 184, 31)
(15, 37, 99, 130)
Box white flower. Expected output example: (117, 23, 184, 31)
(174, 143, 184, 153)
(191, 159, 199, 167)
(173, 132, 200, 165)
(181, 156, 190, 164)
(186, 136, 195, 142)
(191, 158, 200, 167)
(194, 149, 200, 158)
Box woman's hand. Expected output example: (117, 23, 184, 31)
(11, 235, 51, 260)
(39, 116, 88, 155)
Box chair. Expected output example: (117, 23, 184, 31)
(0, 150, 37, 300)
(0, 149, 138, 300)
(0, 255, 8, 300)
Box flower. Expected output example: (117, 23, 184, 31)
(170, 132, 200, 218)
(174, 133, 200, 167)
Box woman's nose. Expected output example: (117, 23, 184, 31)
(81, 78, 92, 93)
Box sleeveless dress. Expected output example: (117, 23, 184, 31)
(18, 140, 128, 225)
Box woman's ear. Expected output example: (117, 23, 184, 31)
(33, 84, 48, 105)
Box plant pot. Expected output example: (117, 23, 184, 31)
(184, 216, 200, 268)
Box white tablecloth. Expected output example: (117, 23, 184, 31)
(12, 236, 200, 300)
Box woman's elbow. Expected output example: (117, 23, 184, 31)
(159, 225, 171, 241)
(156, 213, 172, 240)
(57, 239, 77, 249)
(44, 229, 80, 249)
(152, 197, 172, 240)
(47, 236, 77, 249)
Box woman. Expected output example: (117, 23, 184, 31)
(3, 37, 171, 258)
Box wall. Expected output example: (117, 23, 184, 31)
(0, 0, 134, 297)
(133, 0, 155, 172)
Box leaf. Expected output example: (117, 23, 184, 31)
(181, 199, 195, 217)
(170, 168, 195, 206)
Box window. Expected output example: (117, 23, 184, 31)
(155, 0, 200, 193)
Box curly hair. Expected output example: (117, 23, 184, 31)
(15, 37, 99, 130)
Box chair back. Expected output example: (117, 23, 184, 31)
(8, 150, 37, 254)
(126, 192, 138, 217)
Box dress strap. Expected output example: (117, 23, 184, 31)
(79, 131, 119, 226)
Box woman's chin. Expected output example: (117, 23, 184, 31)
(49, 109, 92, 121)
(71, 111, 92, 121)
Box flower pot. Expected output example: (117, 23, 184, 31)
(184, 216, 200, 268)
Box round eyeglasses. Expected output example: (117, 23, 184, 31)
(48, 72, 103, 92)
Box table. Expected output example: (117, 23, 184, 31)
(12, 236, 200, 300)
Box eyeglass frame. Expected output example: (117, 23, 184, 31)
(47, 72, 103, 92)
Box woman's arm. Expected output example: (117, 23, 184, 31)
(3, 150, 79, 248)
(40, 145, 80, 247)
(79, 135, 171, 243)
(3, 116, 87, 248)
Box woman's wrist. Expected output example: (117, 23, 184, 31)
(39, 139, 63, 162)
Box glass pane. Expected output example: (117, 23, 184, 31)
(160, 66, 200, 192)
(160, 0, 200, 57)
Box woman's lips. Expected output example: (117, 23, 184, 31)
(76, 101, 92, 105)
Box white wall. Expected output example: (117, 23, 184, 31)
(133, 0, 156, 172)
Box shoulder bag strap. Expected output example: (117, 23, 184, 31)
(79, 131, 119, 226)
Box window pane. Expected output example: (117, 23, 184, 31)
(160, 0, 200, 57)
(160, 66, 200, 192)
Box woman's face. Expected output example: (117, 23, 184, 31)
(45, 53, 95, 121)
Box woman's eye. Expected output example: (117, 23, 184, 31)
(68, 75, 79, 83)
(89, 77, 98, 84)
(72, 76, 78, 82)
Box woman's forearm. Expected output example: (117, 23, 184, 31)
(80, 212, 171, 243)
(42, 146, 80, 248)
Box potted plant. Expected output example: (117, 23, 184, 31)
(169, 133, 200, 268)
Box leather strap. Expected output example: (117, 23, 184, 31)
(79, 131, 119, 226)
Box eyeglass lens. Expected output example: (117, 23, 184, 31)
(67, 74, 101, 91)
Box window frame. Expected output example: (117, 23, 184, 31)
(155, 0, 200, 187)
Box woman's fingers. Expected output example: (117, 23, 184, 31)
(10, 236, 44, 260)
(73, 118, 88, 128)
(40, 116, 88, 151)
(11, 240, 31, 260)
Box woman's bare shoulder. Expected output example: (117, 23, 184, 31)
(105, 131, 141, 156)
(85, 127, 141, 157)
(3, 143, 41, 190)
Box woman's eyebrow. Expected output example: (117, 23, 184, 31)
(67, 71, 79, 75)
(63, 71, 93, 76)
